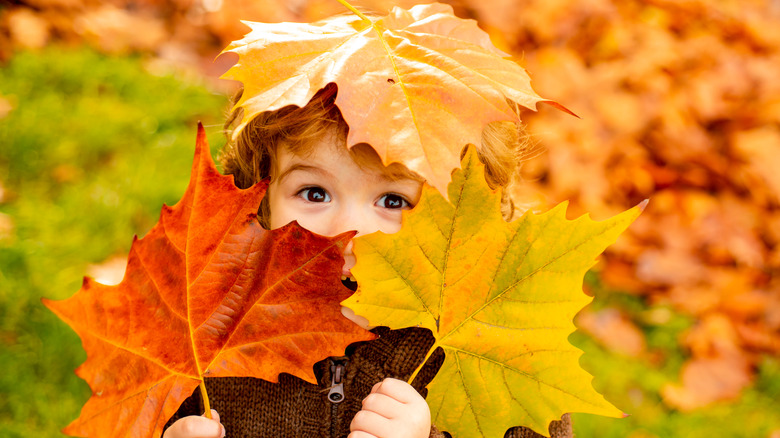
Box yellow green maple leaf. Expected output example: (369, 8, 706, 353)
(220, 2, 568, 197)
(342, 146, 644, 437)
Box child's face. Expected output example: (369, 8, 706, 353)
(267, 133, 423, 279)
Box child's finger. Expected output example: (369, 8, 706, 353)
(371, 378, 421, 403)
(350, 409, 393, 436)
(206, 409, 220, 423)
(166, 411, 224, 438)
(213, 410, 226, 438)
(361, 392, 402, 419)
(209, 410, 226, 437)
(347, 430, 376, 438)
(347, 431, 378, 438)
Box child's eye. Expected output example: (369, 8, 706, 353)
(376, 193, 411, 209)
(298, 187, 331, 203)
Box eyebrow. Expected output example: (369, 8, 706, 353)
(276, 161, 422, 186)
(275, 163, 332, 183)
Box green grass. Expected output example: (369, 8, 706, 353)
(1, 46, 778, 438)
(0, 46, 227, 437)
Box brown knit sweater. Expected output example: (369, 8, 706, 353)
(164, 327, 571, 438)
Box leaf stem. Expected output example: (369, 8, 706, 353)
(199, 381, 212, 419)
(335, 0, 371, 22)
(407, 342, 439, 385)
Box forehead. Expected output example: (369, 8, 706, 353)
(276, 132, 422, 183)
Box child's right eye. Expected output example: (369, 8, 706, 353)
(298, 187, 331, 203)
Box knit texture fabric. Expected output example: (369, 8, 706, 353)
(164, 327, 572, 438)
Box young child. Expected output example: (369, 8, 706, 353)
(161, 83, 572, 438)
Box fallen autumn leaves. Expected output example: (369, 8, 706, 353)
(506, 0, 780, 410)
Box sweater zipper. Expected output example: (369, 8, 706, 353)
(327, 358, 347, 438)
(327, 359, 346, 403)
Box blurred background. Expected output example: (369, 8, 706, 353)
(0, 0, 778, 437)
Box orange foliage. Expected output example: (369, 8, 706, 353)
(7, 0, 779, 411)
(221, 3, 554, 196)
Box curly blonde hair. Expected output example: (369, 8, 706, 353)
(219, 83, 531, 224)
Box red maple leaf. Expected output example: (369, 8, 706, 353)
(43, 124, 374, 438)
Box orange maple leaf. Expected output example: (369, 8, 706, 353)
(42, 124, 374, 438)
(221, 2, 568, 196)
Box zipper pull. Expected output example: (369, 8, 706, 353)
(327, 360, 346, 404)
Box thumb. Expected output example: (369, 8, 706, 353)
(206, 409, 220, 423)
(205, 410, 225, 437)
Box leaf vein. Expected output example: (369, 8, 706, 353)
(403, 44, 513, 116)
(134, 244, 188, 323)
(374, 245, 438, 320)
(455, 351, 485, 436)
(84, 331, 196, 378)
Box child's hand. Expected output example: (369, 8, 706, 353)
(163, 409, 225, 438)
(349, 378, 431, 438)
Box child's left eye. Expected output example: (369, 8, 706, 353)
(376, 194, 410, 209)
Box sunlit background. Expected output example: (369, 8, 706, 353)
(1, 0, 779, 437)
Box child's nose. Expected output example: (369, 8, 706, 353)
(327, 205, 376, 237)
